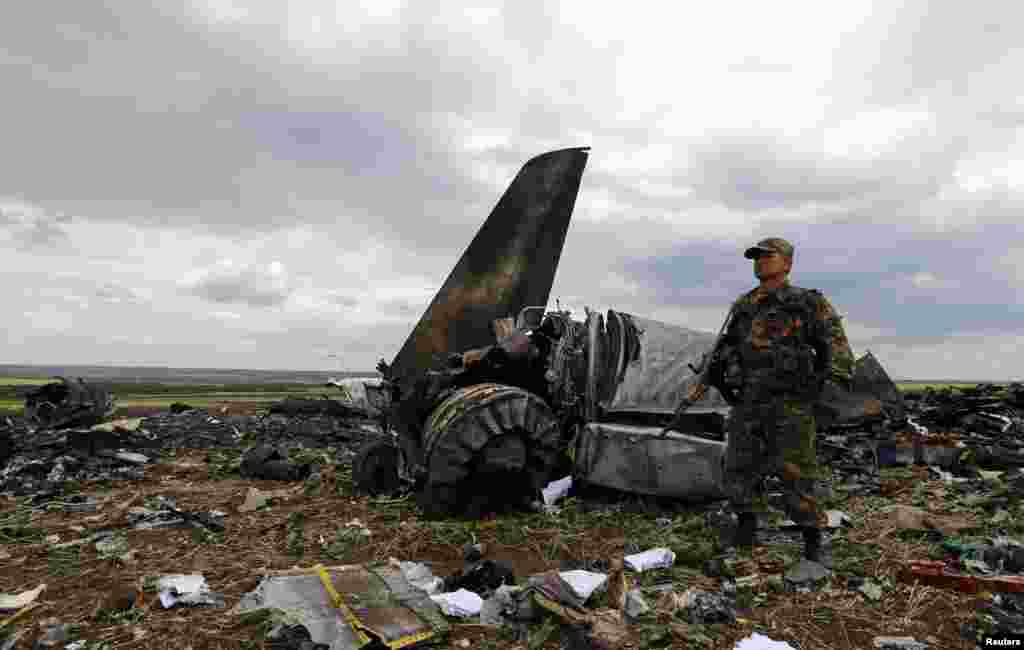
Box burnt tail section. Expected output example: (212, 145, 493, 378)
(389, 147, 590, 384)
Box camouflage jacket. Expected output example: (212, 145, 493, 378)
(719, 281, 854, 399)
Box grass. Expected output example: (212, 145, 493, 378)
(0, 499, 45, 544)
(896, 382, 1009, 392)
(0, 381, 334, 414)
(0, 376, 55, 386)
(0, 375, 1004, 414)
(1, 444, 988, 649)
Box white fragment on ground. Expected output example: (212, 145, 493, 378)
(0, 584, 46, 611)
(541, 475, 573, 505)
(91, 418, 143, 433)
(344, 519, 372, 537)
(429, 589, 483, 617)
(559, 570, 608, 602)
(872, 636, 929, 649)
(624, 547, 676, 572)
(157, 574, 224, 608)
(397, 561, 444, 595)
(734, 632, 798, 649)
(825, 510, 853, 528)
(113, 452, 150, 465)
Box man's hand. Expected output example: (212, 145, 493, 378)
(462, 349, 486, 368)
(660, 383, 707, 437)
(687, 382, 707, 402)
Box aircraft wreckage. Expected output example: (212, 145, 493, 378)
(23, 377, 116, 429)
(354, 147, 902, 517)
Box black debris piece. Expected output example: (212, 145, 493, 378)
(267, 396, 371, 420)
(444, 560, 516, 598)
(352, 438, 402, 496)
(24, 377, 115, 429)
(1, 406, 383, 496)
(267, 624, 330, 650)
(240, 445, 311, 481)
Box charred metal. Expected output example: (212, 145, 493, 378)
(357, 147, 902, 518)
(23, 377, 116, 429)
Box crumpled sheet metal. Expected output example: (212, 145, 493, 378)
(389, 147, 589, 385)
(592, 313, 900, 432)
(591, 313, 729, 412)
(574, 422, 727, 499)
(234, 564, 448, 649)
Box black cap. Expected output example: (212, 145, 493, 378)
(744, 237, 794, 259)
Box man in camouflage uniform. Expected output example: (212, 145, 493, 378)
(718, 238, 854, 562)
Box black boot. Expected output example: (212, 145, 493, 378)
(734, 513, 757, 549)
(803, 526, 822, 562)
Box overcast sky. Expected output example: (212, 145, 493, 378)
(2, 1, 1022, 380)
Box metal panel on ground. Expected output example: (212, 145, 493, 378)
(574, 420, 727, 499)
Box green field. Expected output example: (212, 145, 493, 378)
(895, 382, 1009, 392)
(0, 376, 1009, 415)
(0, 376, 58, 386)
(0, 378, 335, 414)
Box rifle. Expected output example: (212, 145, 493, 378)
(659, 304, 738, 437)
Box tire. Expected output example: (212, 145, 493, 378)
(416, 383, 561, 517)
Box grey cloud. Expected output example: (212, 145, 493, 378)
(684, 131, 962, 212)
(94, 283, 144, 304)
(188, 267, 291, 308)
(0, 2, 569, 244)
(9, 218, 71, 251)
(0, 207, 22, 225)
(231, 317, 413, 368)
(2, 3, 1022, 377)
(839, 3, 1024, 106)
(620, 218, 1024, 344)
(620, 239, 756, 305)
(326, 293, 359, 308)
(380, 299, 420, 317)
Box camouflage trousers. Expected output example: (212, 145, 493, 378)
(723, 397, 823, 527)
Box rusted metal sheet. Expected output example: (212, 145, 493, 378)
(389, 147, 590, 385)
(902, 560, 1024, 594)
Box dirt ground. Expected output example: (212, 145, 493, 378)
(0, 411, 986, 649)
